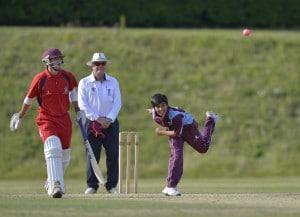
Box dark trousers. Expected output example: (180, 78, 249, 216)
(167, 117, 215, 187)
(86, 120, 119, 191)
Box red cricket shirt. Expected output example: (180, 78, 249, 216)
(27, 69, 78, 117)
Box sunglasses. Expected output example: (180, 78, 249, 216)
(93, 62, 106, 66)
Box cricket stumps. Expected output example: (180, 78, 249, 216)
(118, 131, 140, 194)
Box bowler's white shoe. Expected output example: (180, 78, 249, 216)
(107, 187, 118, 194)
(206, 111, 219, 123)
(162, 187, 181, 196)
(85, 187, 97, 194)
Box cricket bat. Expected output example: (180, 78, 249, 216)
(78, 119, 106, 186)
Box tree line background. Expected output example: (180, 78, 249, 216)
(1, 0, 299, 28)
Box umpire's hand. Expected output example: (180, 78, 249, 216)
(96, 117, 111, 128)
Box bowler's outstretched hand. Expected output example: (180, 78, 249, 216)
(146, 108, 153, 114)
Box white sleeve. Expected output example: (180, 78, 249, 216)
(78, 80, 99, 121)
(69, 88, 78, 102)
(106, 79, 122, 122)
(23, 96, 35, 105)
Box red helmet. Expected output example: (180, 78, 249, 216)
(42, 48, 64, 65)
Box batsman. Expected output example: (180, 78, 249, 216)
(10, 48, 85, 198)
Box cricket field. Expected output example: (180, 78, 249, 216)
(1, 177, 299, 217)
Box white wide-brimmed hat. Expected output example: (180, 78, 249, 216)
(86, 52, 111, 66)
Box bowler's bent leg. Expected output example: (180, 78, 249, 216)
(185, 118, 215, 154)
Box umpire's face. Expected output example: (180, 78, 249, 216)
(92, 61, 106, 80)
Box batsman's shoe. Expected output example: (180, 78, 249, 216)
(45, 180, 66, 194)
(52, 186, 63, 198)
(44, 180, 49, 191)
(162, 187, 181, 196)
(206, 111, 219, 123)
(85, 187, 97, 194)
(107, 187, 118, 194)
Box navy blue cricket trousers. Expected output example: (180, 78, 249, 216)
(86, 120, 119, 191)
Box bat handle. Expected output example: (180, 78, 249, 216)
(78, 119, 88, 141)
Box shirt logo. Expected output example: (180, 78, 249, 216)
(91, 87, 96, 92)
(64, 86, 68, 94)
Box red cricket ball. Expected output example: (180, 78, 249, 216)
(243, 28, 252, 37)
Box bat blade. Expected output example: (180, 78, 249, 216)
(85, 140, 106, 185)
(78, 119, 106, 186)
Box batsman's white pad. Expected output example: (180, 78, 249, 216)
(44, 136, 64, 195)
(62, 148, 71, 172)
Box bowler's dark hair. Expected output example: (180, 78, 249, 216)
(151, 93, 168, 107)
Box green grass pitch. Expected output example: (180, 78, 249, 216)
(1, 177, 300, 217)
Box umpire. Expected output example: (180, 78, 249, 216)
(78, 52, 122, 194)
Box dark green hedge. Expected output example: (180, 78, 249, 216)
(1, 0, 299, 28)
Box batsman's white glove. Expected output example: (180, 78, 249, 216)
(10, 113, 22, 132)
(76, 110, 86, 125)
